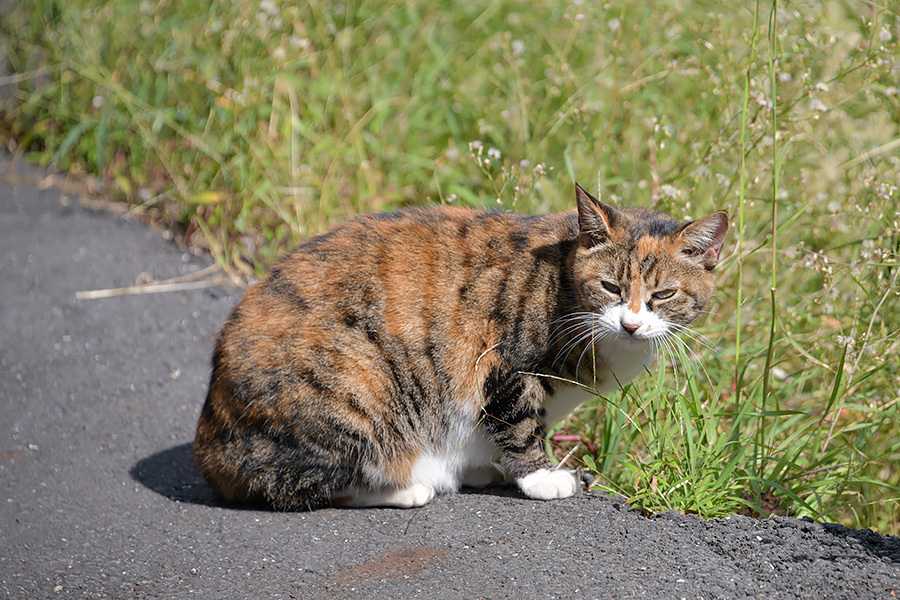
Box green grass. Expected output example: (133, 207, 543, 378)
(3, 0, 899, 531)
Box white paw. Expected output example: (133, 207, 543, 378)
(394, 482, 436, 508)
(341, 482, 435, 508)
(517, 468, 578, 500)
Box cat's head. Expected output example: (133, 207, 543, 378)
(571, 184, 728, 347)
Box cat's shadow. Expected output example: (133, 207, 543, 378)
(130, 443, 524, 510)
(130, 443, 222, 507)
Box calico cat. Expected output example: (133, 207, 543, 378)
(193, 184, 728, 510)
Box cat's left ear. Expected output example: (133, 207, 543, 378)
(677, 211, 729, 269)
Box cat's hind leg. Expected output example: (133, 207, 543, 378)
(336, 482, 436, 508)
(460, 464, 506, 488)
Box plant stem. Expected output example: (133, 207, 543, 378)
(735, 0, 761, 397)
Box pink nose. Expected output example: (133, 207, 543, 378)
(621, 320, 640, 335)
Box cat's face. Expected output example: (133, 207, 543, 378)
(571, 185, 728, 349)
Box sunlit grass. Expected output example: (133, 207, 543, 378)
(2, 0, 898, 531)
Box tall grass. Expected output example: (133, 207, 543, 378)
(2, 0, 898, 531)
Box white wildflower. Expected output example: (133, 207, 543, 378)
(659, 184, 681, 199)
(879, 27, 892, 42)
(809, 98, 827, 112)
(487, 147, 501, 160)
(260, 0, 279, 17)
(511, 40, 525, 57)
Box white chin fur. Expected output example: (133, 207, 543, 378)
(604, 303, 670, 342)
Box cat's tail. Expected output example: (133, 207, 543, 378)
(193, 393, 362, 511)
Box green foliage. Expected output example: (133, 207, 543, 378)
(2, 0, 898, 531)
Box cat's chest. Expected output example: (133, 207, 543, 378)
(543, 343, 655, 426)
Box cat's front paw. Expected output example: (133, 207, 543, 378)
(517, 468, 579, 500)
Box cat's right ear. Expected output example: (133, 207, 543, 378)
(576, 183, 618, 246)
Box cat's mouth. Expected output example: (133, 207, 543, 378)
(615, 328, 663, 347)
(617, 332, 652, 346)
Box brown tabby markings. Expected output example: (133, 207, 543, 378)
(194, 185, 728, 510)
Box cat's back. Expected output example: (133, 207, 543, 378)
(208, 203, 577, 415)
(234, 205, 572, 334)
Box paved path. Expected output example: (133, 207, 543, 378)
(1, 154, 899, 599)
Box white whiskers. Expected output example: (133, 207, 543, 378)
(549, 311, 717, 396)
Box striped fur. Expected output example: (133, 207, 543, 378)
(193, 184, 728, 510)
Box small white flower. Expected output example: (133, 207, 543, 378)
(469, 140, 483, 152)
(809, 98, 827, 112)
(272, 46, 286, 61)
(260, 0, 279, 17)
(659, 184, 681, 199)
(487, 147, 501, 160)
(92, 96, 105, 109)
(511, 40, 525, 57)
(879, 27, 892, 42)
(608, 18, 621, 32)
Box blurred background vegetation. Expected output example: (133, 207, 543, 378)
(2, 0, 898, 532)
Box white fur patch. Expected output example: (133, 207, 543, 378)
(543, 385, 594, 427)
(589, 304, 659, 392)
(409, 409, 499, 495)
(343, 482, 435, 508)
(517, 468, 579, 500)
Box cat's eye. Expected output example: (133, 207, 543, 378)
(653, 289, 677, 300)
(601, 281, 621, 295)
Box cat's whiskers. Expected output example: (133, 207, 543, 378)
(558, 326, 603, 371)
(548, 312, 600, 343)
(550, 312, 605, 368)
(669, 322, 719, 355)
(654, 332, 683, 391)
(668, 331, 716, 393)
(574, 328, 617, 380)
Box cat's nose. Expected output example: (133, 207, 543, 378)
(621, 315, 641, 335)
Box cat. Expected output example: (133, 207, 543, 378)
(193, 184, 728, 510)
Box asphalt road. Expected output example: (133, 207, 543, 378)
(2, 153, 899, 599)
